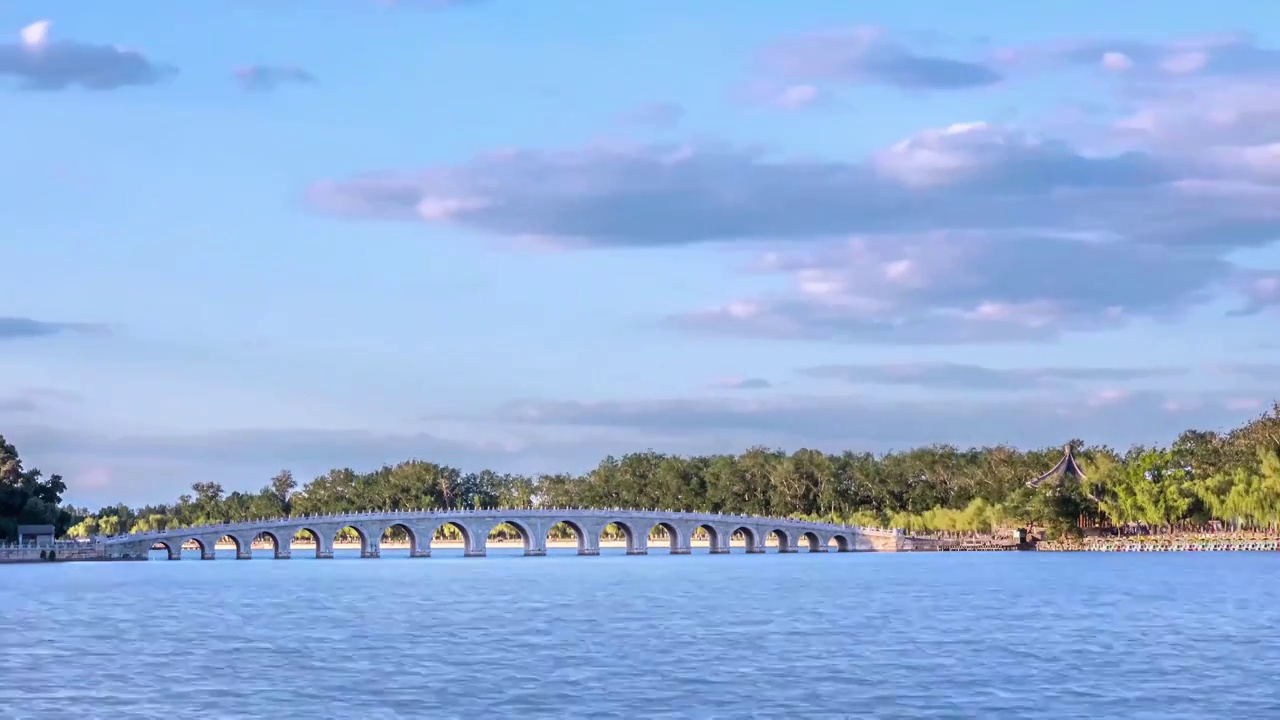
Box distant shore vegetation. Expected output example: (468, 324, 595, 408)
(0, 436, 74, 542)
(5, 403, 1279, 543)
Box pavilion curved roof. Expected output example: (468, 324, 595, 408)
(1027, 443, 1087, 488)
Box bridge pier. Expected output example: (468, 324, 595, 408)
(778, 545, 798, 553)
(464, 549, 487, 558)
(522, 531, 548, 556)
(410, 548, 431, 558)
(274, 548, 292, 559)
(626, 532, 648, 555)
(237, 547, 253, 560)
(189, 535, 220, 560)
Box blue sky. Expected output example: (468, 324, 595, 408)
(2, 0, 1278, 506)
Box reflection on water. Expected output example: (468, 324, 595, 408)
(3, 550, 1280, 718)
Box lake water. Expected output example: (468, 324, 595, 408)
(4, 548, 1280, 718)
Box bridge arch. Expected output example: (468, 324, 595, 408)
(169, 535, 214, 560)
(427, 520, 475, 556)
(730, 526, 758, 553)
(547, 519, 588, 554)
(488, 519, 534, 554)
(766, 528, 795, 553)
(648, 521, 682, 554)
(290, 527, 327, 558)
(254, 530, 291, 559)
(381, 523, 420, 556)
(829, 534, 852, 552)
(334, 525, 370, 555)
(799, 531, 822, 553)
(692, 523, 722, 553)
(550, 515, 588, 548)
(216, 533, 246, 559)
(150, 538, 180, 559)
(602, 520, 639, 554)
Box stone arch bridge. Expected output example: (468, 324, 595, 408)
(98, 509, 907, 560)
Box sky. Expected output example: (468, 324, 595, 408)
(2, 0, 1279, 507)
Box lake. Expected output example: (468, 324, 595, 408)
(4, 549, 1280, 718)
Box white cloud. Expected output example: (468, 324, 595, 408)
(233, 64, 315, 92)
(20, 20, 50, 47)
(494, 390, 1266, 454)
(304, 31, 1280, 345)
(758, 25, 1003, 91)
(0, 20, 175, 90)
(799, 362, 1185, 390)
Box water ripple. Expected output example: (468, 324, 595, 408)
(3, 549, 1280, 718)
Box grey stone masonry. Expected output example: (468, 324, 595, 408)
(97, 508, 909, 560)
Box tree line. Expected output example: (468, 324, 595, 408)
(0, 436, 76, 542)
(38, 402, 1277, 541)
